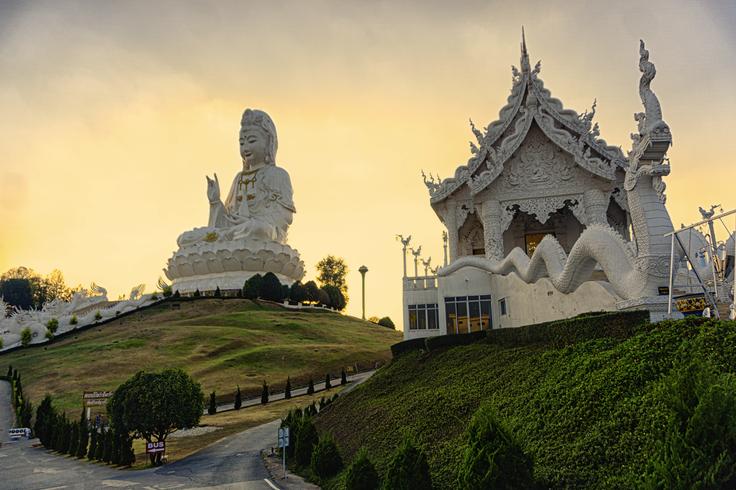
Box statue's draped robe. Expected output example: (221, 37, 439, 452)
(178, 164, 295, 246)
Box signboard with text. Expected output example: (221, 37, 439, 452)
(278, 427, 290, 448)
(83, 391, 113, 408)
(146, 441, 166, 454)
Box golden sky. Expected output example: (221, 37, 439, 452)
(1, 1, 735, 326)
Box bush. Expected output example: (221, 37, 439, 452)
(94, 311, 102, 321)
(70, 315, 78, 325)
(243, 274, 263, 299)
(644, 361, 736, 488)
(46, 318, 59, 334)
(457, 405, 535, 489)
(234, 386, 242, 410)
(307, 378, 315, 395)
(20, 327, 32, 346)
(150, 292, 159, 300)
(208, 392, 217, 415)
(317, 288, 331, 307)
(193, 289, 201, 297)
(325, 373, 332, 390)
(45, 329, 54, 340)
(294, 418, 319, 467)
(261, 381, 269, 404)
(102, 429, 113, 463)
(35, 395, 55, 447)
(261, 273, 284, 302)
(378, 317, 395, 329)
(323, 285, 346, 311)
(69, 422, 80, 457)
(88, 429, 98, 461)
(311, 435, 343, 479)
(382, 438, 432, 490)
(304, 281, 320, 304)
(345, 449, 380, 490)
(214, 286, 221, 298)
(289, 282, 308, 303)
(341, 368, 348, 386)
(285, 377, 292, 399)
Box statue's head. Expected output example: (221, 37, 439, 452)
(240, 109, 278, 169)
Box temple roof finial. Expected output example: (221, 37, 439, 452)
(520, 26, 531, 73)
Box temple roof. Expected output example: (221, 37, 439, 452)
(424, 30, 628, 204)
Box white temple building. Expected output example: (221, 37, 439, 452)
(401, 33, 695, 340)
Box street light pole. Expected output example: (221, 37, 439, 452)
(359, 265, 368, 320)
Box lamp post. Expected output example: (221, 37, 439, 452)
(359, 265, 368, 320)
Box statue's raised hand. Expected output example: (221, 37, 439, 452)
(206, 174, 220, 203)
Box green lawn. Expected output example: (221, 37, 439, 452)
(2, 298, 400, 413)
(314, 317, 736, 489)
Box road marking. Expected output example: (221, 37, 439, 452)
(101, 480, 138, 487)
(264, 478, 280, 490)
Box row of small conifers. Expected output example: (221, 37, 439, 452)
(5, 366, 33, 429)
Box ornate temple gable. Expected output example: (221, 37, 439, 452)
(425, 31, 627, 206)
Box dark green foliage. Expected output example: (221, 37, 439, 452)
(193, 289, 201, 297)
(94, 311, 102, 321)
(345, 449, 380, 490)
(304, 280, 320, 303)
(214, 286, 221, 297)
(0, 278, 34, 310)
(61, 418, 73, 454)
(323, 285, 347, 310)
(20, 327, 32, 346)
(289, 281, 308, 303)
(117, 429, 135, 466)
(341, 368, 348, 385)
(208, 391, 217, 415)
(316, 255, 348, 294)
(102, 429, 113, 463)
(457, 405, 535, 489)
(294, 417, 319, 466)
(318, 288, 331, 307)
(95, 429, 105, 461)
(20, 399, 33, 429)
(53, 412, 67, 452)
(261, 380, 269, 404)
(46, 318, 59, 334)
(88, 429, 98, 461)
(325, 373, 331, 389)
(377, 317, 395, 329)
(243, 274, 263, 299)
(76, 411, 89, 458)
(69, 422, 79, 457)
(261, 272, 284, 302)
(281, 409, 302, 459)
(70, 315, 78, 325)
(6, 365, 11, 378)
(307, 378, 314, 395)
(234, 386, 242, 410)
(111, 429, 122, 465)
(173, 290, 181, 298)
(35, 395, 54, 447)
(383, 438, 432, 490)
(311, 435, 343, 479)
(643, 361, 736, 488)
(285, 377, 292, 399)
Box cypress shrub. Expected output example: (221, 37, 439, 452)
(214, 286, 221, 297)
(325, 373, 332, 390)
(457, 405, 535, 489)
(95, 429, 105, 461)
(307, 378, 315, 395)
(382, 438, 432, 490)
(69, 422, 80, 457)
(6, 365, 11, 378)
(61, 418, 73, 454)
(261, 381, 269, 404)
(119, 431, 135, 466)
(193, 289, 201, 297)
(102, 429, 113, 463)
(34, 395, 54, 447)
(285, 377, 292, 399)
(76, 411, 89, 458)
(341, 368, 348, 385)
(243, 274, 263, 299)
(345, 449, 380, 490)
(234, 386, 242, 410)
(70, 315, 78, 325)
(208, 392, 217, 415)
(111, 430, 122, 465)
(311, 435, 343, 479)
(294, 418, 319, 467)
(261, 272, 284, 302)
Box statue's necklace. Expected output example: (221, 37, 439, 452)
(238, 168, 259, 202)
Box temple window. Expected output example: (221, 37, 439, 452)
(408, 304, 439, 330)
(444, 295, 492, 334)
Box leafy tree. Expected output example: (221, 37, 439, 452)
(289, 282, 307, 304)
(346, 448, 380, 490)
(261, 380, 269, 404)
(107, 369, 204, 466)
(307, 378, 315, 395)
(234, 386, 242, 410)
(341, 368, 348, 386)
(318, 288, 331, 307)
(378, 317, 395, 329)
(304, 281, 321, 304)
(316, 255, 348, 293)
(382, 438, 432, 490)
(20, 327, 32, 346)
(323, 285, 347, 311)
(311, 435, 343, 479)
(261, 272, 284, 302)
(457, 405, 535, 489)
(0, 267, 73, 309)
(325, 373, 332, 390)
(76, 410, 89, 458)
(243, 274, 263, 299)
(294, 417, 319, 467)
(208, 392, 217, 415)
(285, 377, 292, 399)
(0, 278, 34, 310)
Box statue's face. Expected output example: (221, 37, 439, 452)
(239, 127, 268, 169)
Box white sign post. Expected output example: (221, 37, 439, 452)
(278, 427, 290, 479)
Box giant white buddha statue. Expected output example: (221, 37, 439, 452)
(165, 109, 305, 293)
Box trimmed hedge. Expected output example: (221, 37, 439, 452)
(391, 310, 652, 357)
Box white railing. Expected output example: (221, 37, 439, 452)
(403, 275, 438, 290)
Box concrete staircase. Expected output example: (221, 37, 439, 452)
(716, 302, 733, 320)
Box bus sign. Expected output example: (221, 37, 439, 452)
(146, 441, 166, 454)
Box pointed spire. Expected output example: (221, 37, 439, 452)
(520, 26, 530, 73)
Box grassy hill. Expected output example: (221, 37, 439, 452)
(1, 298, 401, 412)
(314, 315, 736, 489)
